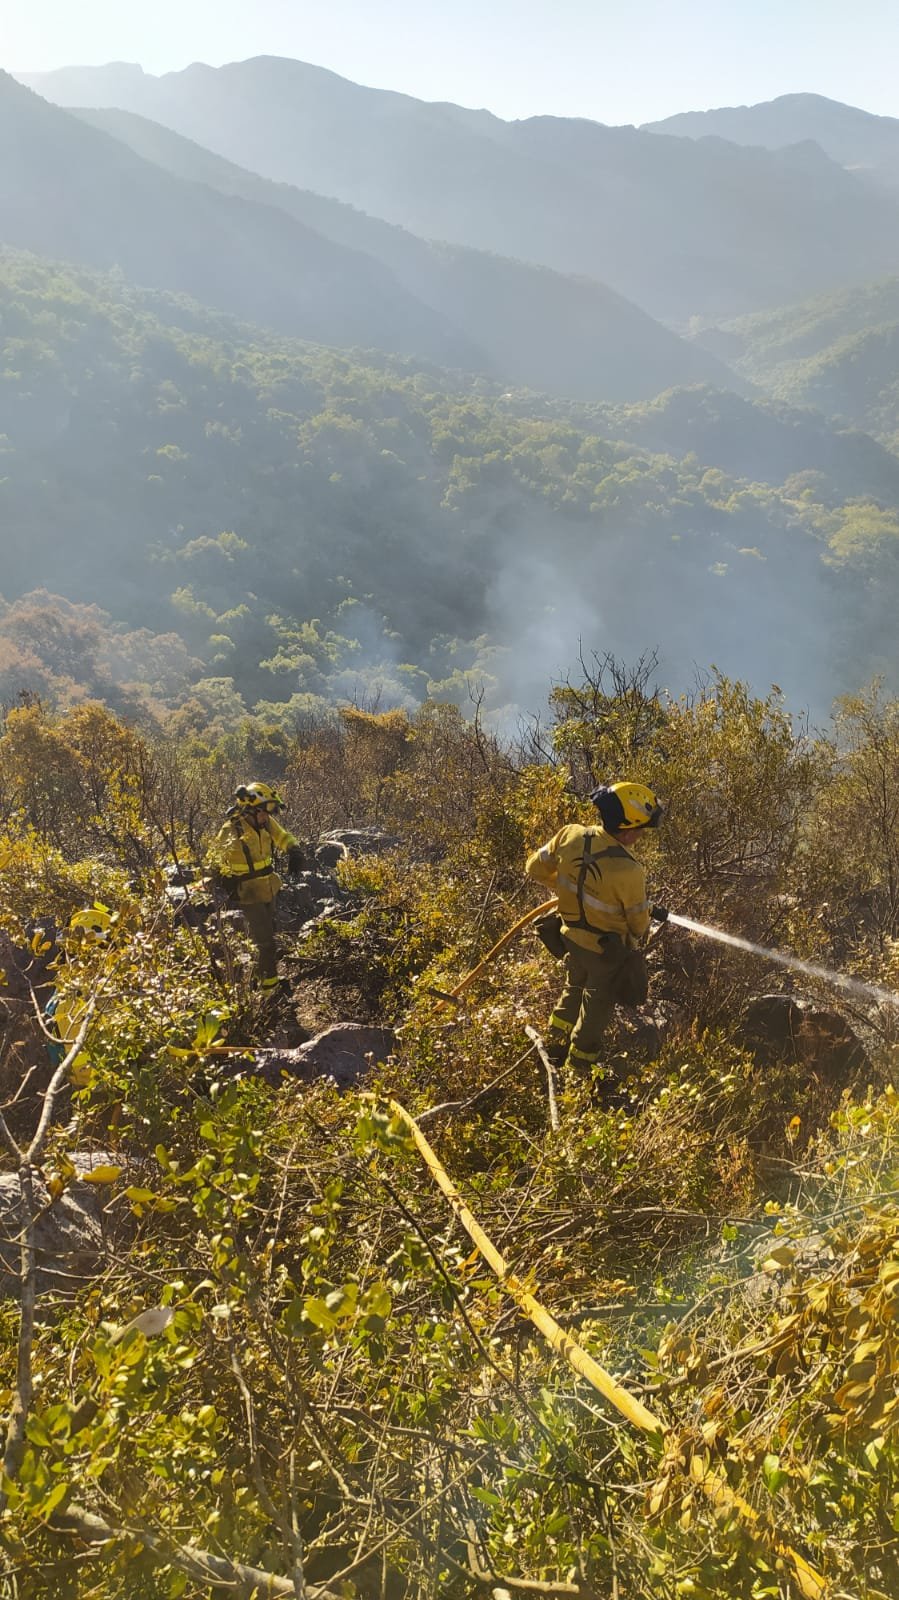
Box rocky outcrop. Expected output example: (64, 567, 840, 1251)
(316, 829, 399, 867)
(0, 1153, 112, 1297)
(257, 1024, 395, 1089)
(277, 874, 348, 931)
(744, 993, 868, 1078)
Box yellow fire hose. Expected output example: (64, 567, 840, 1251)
(435, 900, 557, 1007)
(386, 1096, 827, 1600)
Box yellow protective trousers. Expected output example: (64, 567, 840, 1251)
(241, 900, 280, 989)
(546, 933, 624, 1069)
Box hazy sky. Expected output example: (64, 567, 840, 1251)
(4, 0, 898, 124)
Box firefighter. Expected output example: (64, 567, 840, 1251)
(526, 782, 666, 1076)
(208, 782, 304, 994)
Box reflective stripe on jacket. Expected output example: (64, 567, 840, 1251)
(208, 816, 298, 906)
(525, 823, 650, 951)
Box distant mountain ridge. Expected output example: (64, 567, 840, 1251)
(0, 70, 474, 368)
(646, 93, 899, 191)
(74, 104, 738, 403)
(21, 57, 899, 323)
(0, 71, 744, 405)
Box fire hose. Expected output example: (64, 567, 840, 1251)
(432, 899, 557, 1006)
(432, 898, 668, 1008)
(384, 1096, 827, 1599)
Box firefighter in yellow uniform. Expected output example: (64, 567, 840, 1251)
(526, 782, 665, 1075)
(208, 782, 304, 994)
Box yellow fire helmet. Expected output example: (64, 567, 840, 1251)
(590, 782, 663, 832)
(68, 904, 114, 941)
(231, 781, 286, 816)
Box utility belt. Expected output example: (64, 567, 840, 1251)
(573, 925, 618, 950)
(235, 837, 274, 879)
(232, 860, 274, 879)
(535, 914, 648, 1006)
(535, 911, 616, 960)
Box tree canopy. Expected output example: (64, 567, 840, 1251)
(5, 251, 899, 725)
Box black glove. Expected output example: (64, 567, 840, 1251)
(650, 904, 669, 924)
(286, 845, 306, 876)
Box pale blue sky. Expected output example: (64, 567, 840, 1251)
(3, 0, 898, 125)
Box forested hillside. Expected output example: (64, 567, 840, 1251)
(700, 277, 899, 448)
(5, 251, 899, 720)
(4, 665, 899, 1600)
(23, 57, 899, 322)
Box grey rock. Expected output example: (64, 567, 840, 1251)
(799, 1008, 869, 1078)
(744, 994, 806, 1060)
(317, 829, 399, 860)
(616, 999, 683, 1059)
(278, 874, 351, 932)
(277, 882, 328, 925)
(0, 1153, 110, 1297)
(315, 842, 350, 870)
(260, 1024, 396, 1089)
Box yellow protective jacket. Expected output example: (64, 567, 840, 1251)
(525, 823, 650, 952)
(208, 815, 298, 906)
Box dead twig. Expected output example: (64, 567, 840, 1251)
(525, 1026, 560, 1131)
(417, 1045, 537, 1125)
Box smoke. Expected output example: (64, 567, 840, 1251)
(476, 544, 613, 727)
(471, 511, 844, 728)
(325, 602, 425, 713)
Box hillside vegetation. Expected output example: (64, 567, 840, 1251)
(3, 668, 899, 1599)
(6, 252, 899, 720)
(7, 41, 899, 1600)
(700, 278, 899, 448)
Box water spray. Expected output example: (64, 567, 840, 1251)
(668, 912, 899, 1010)
(439, 898, 898, 1017)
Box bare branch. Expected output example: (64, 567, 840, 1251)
(50, 1498, 343, 1599)
(26, 995, 96, 1165)
(230, 1344, 308, 1597)
(0, 1161, 37, 1500)
(0, 995, 98, 1504)
(417, 1044, 537, 1124)
(0, 1103, 22, 1164)
(524, 1026, 560, 1131)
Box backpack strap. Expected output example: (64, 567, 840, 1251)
(233, 824, 274, 881)
(568, 832, 628, 932)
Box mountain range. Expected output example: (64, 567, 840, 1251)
(20, 58, 899, 323)
(7, 54, 899, 715)
(0, 71, 469, 367)
(646, 93, 899, 191)
(0, 71, 734, 404)
(70, 103, 735, 403)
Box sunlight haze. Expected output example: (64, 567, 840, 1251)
(4, 0, 899, 123)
